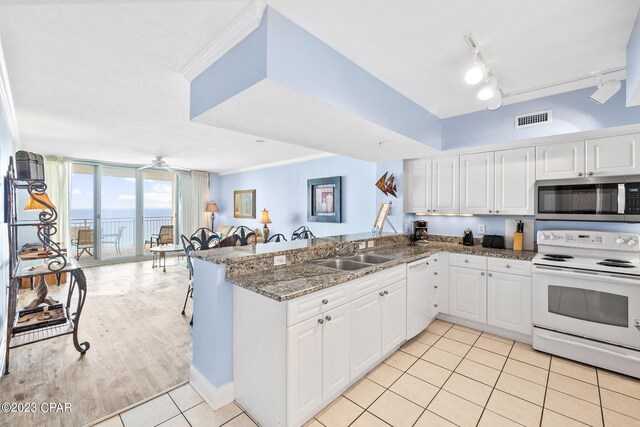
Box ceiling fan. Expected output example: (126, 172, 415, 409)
(138, 156, 189, 172)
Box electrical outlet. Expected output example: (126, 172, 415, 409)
(368, 240, 375, 248)
(478, 224, 486, 235)
(358, 242, 367, 250)
(274, 255, 286, 266)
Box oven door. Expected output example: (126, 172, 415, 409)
(533, 265, 640, 350)
(535, 179, 625, 221)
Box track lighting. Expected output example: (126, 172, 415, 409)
(477, 76, 498, 101)
(464, 54, 487, 85)
(487, 89, 503, 110)
(590, 75, 621, 105)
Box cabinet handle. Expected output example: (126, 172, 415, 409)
(318, 319, 324, 324)
(325, 315, 332, 321)
(578, 172, 583, 177)
(506, 264, 511, 269)
(434, 272, 438, 275)
(433, 209, 437, 213)
(489, 210, 492, 213)
(481, 272, 485, 276)
(434, 304, 439, 308)
(434, 285, 438, 289)
(588, 172, 594, 176)
(322, 299, 328, 305)
(496, 210, 500, 213)
(434, 259, 438, 262)
(384, 290, 389, 295)
(465, 259, 469, 263)
(488, 273, 493, 277)
(379, 292, 385, 296)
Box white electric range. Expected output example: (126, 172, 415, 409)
(532, 230, 640, 378)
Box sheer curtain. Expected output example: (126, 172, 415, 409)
(44, 156, 71, 250)
(178, 170, 209, 237)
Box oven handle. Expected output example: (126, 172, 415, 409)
(618, 183, 626, 214)
(534, 265, 640, 285)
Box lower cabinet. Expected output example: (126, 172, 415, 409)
(449, 265, 487, 323)
(381, 280, 407, 355)
(487, 272, 532, 335)
(350, 292, 382, 380)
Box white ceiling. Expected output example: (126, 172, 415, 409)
(0, 0, 638, 172)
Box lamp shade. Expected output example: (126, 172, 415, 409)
(206, 202, 219, 213)
(260, 209, 272, 224)
(24, 192, 55, 211)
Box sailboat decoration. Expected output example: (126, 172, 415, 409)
(375, 172, 398, 198)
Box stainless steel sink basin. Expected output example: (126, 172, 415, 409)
(314, 259, 371, 271)
(344, 254, 394, 264)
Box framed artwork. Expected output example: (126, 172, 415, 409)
(234, 189, 256, 219)
(373, 202, 392, 230)
(307, 176, 342, 223)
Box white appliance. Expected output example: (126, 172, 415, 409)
(407, 258, 432, 339)
(532, 230, 640, 378)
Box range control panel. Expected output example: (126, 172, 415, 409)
(538, 230, 640, 251)
(626, 183, 640, 215)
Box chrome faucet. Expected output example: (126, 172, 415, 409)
(335, 242, 360, 257)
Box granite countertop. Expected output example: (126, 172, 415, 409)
(228, 241, 536, 302)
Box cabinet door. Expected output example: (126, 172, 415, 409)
(405, 159, 431, 213)
(432, 156, 460, 214)
(322, 304, 350, 402)
(406, 259, 431, 339)
(536, 141, 585, 180)
(287, 316, 323, 426)
(495, 147, 535, 215)
(487, 272, 531, 335)
(586, 133, 640, 177)
(449, 266, 487, 323)
(381, 280, 407, 355)
(349, 292, 381, 380)
(460, 152, 495, 214)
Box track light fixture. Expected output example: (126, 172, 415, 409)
(464, 34, 503, 110)
(590, 74, 621, 105)
(477, 76, 498, 101)
(465, 51, 487, 85)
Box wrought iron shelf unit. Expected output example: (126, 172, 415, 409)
(3, 157, 90, 375)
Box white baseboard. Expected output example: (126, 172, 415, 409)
(437, 313, 532, 344)
(190, 366, 235, 410)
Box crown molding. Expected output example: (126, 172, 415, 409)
(0, 35, 19, 144)
(181, 1, 267, 82)
(217, 153, 335, 176)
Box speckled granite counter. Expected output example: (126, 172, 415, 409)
(227, 240, 536, 301)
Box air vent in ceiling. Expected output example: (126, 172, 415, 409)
(514, 109, 552, 129)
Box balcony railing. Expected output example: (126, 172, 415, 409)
(70, 216, 174, 249)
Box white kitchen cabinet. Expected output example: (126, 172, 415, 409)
(495, 147, 535, 215)
(406, 258, 431, 339)
(322, 304, 350, 402)
(349, 291, 381, 380)
(460, 152, 495, 214)
(487, 272, 531, 335)
(381, 280, 407, 354)
(536, 140, 585, 180)
(405, 158, 431, 213)
(432, 156, 460, 214)
(287, 316, 323, 427)
(586, 133, 640, 177)
(449, 266, 487, 323)
(433, 252, 449, 315)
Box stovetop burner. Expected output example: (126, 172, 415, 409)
(596, 261, 637, 268)
(542, 257, 567, 262)
(603, 258, 631, 264)
(544, 254, 574, 259)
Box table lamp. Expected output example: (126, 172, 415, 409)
(260, 209, 272, 240)
(206, 201, 219, 230)
(24, 192, 55, 211)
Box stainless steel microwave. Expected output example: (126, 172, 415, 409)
(535, 176, 640, 222)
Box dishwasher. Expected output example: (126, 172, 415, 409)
(406, 257, 431, 339)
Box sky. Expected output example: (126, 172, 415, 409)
(71, 171, 173, 216)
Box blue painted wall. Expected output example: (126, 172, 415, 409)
(210, 156, 377, 239)
(441, 81, 640, 150)
(0, 93, 16, 368)
(628, 9, 640, 106)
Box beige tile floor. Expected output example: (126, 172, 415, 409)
(95, 319, 640, 427)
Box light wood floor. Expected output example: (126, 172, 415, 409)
(0, 259, 193, 427)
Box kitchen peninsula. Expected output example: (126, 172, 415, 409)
(189, 232, 536, 426)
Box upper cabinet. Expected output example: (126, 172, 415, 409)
(535, 140, 585, 180)
(432, 156, 460, 214)
(495, 147, 535, 215)
(585, 134, 640, 177)
(460, 152, 495, 215)
(404, 159, 431, 213)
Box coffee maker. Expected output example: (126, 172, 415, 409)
(410, 220, 429, 244)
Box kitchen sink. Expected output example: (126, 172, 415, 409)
(343, 254, 394, 264)
(313, 259, 371, 271)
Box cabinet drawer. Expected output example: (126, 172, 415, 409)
(487, 258, 531, 276)
(287, 283, 349, 326)
(350, 273, 383, 300)
(449, 253, 487, 269)
(383, 265, 406, 285)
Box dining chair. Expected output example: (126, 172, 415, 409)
(291, 226, 315, 240)
(189, 228, 219, 250)
(267, 233, 287, 243)
(180, 234, 195, 326)
(219, 235, 239, 247)
(232, 226, 255, 246)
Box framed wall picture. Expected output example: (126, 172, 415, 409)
(234, 189, 256, 219)
(307, 176, 342, 223)
(374, 202, 392, 230)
